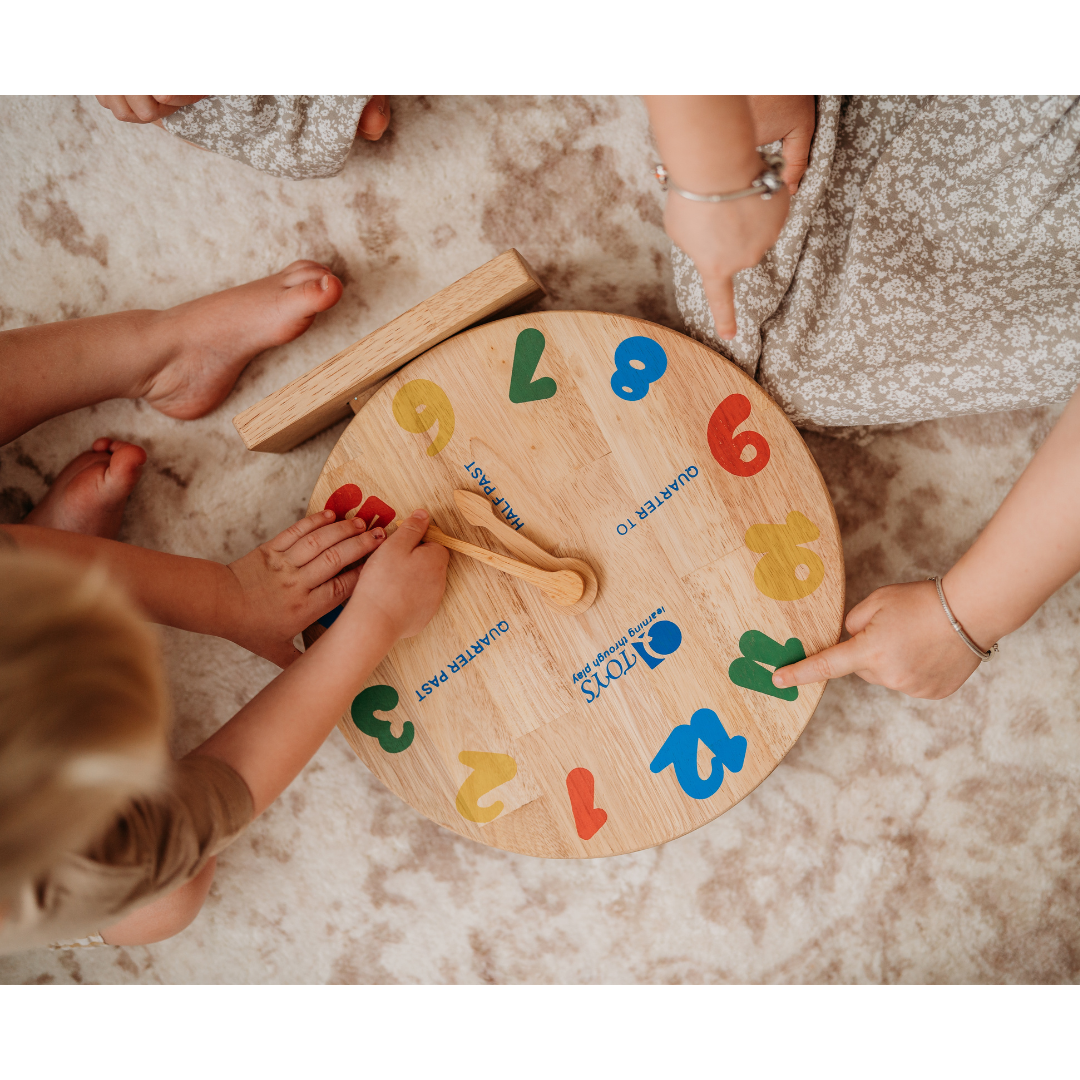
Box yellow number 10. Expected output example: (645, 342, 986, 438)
(392, 379, 455, 457)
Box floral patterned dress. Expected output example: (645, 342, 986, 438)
(673, 96, 1080, 428)
(161, 95, 369, 180)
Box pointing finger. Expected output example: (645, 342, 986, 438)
(772, 635, 869, 689)
(702, 273, 738, 340)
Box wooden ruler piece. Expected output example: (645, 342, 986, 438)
(232, 249, 546, 453)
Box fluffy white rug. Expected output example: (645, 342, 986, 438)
(2, 96, 1077, 983)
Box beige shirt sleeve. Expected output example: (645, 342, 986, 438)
(0, 756, 253, 954)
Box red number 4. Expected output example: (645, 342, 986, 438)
(707, 393, 770, 477)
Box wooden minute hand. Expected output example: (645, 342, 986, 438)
(420, 522, 585, 607)
(452, 489, 598, 613)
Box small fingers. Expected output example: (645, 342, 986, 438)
(844, 584, 903, 636)
(96, 96, 140, 123)
(95, 95, 201, 123)
(124, 96, 165, 123)
(357, 95, 390, 140)
(309, 565, 362, 613)
(780, 95, 816, 194)
(267, 510, 338, 552)
(152, 96, 205, 112)
(302, 527, 386, 586)
(282, 515, 370, 565)
(780, 132, 813, 194)
(773, 636, 868, 689)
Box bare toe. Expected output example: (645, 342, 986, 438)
(101, 442, 148, 498)
(25, 439, 145, 538)
(276, 271, 343, 327)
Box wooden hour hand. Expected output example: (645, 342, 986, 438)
(453, 489, 598, 613)
(422, 523, 585, 608)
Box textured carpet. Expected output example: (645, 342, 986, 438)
(1, 96, 1077, 984)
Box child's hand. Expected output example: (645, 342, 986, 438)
(344, 509, 449, 642)
(226, 510, 387, 667)
(771, 580, 983, 699)
(96, 96, 205, 124)
(746, 95, 816, 194)
(664, 184, 790, 341)
(357, 95, 391, 141)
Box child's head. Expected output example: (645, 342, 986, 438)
(0, 550, 169, 900)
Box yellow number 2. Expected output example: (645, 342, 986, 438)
(392, 379, 455, 457)
(744, 511, 825, 601)
(455, 750, 517, 823)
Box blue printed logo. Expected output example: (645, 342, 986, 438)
(630, 620, 682, 669)
(575, 611, 682, 702)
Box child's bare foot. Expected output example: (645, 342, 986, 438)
(140, 261, 344, 421)
(24, 439, 147, 539)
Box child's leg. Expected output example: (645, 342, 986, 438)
(0, 260, 343, 444)
(4, 261, 343, 536)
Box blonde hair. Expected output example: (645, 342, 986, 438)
(0, 550, 169, 899)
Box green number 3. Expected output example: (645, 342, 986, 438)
(350, 685, 414, 754)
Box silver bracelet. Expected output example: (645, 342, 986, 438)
(928, 576, 999, 663)
(654, 153, 786, 202)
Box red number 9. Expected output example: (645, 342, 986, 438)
(707, 393, 770, 477)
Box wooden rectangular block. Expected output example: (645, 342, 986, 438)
(232, 248, 546, 453)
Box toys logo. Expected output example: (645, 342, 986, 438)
(574, 609, 683, 703)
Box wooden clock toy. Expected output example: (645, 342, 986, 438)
(233, 251, 844, 859)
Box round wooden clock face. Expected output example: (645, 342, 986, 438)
(306, 311, 843, 859)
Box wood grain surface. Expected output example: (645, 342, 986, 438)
(232, 249, 546, 453)
(305, 311, 844, 858)
(422, 523, 586, 606)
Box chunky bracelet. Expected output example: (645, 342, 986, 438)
(654, 153, 786, 202)
(928, 576, 999, 663)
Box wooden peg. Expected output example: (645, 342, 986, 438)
(453, 489, 599, 613)
(422, 523, 585, 607)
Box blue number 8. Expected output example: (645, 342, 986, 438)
(610, 336, 668, 401)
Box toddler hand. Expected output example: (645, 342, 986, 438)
(665, 181, 790, 341)
(344, 509, 449, 642)
(746, 96, 816, 194)
(357, 95, 390, 141)
(96, 96, 205, 124)
(771, 580, 983, 699)
(226, 510, 387, 667)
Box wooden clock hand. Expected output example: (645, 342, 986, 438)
(453, 489, 599, 613)
(419, 522, 585, 607)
